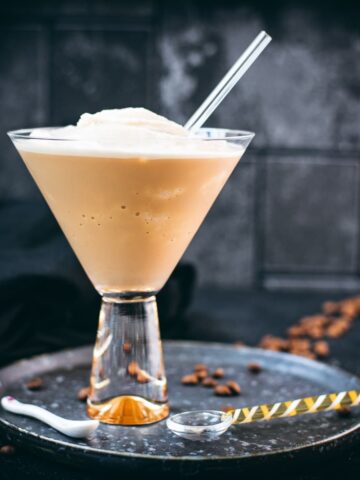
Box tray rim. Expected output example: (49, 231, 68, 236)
(0, 340, 359, 463)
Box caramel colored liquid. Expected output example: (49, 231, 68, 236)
(19, 150, 240, 293)
(87, 395, 170, 425)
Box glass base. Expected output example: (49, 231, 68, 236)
(87, 395, 169, 425)
(87, 294, 169, 425)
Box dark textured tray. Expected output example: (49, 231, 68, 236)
(0, 341, 359, 475)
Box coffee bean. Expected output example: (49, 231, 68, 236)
(181, 374, 198, 385)
(26, 377, 43, 391)
(226, 380, 241, 395)
(194, 363, 207, 372)
(247, 362, 262, 374)
(202, 377, 218, 388)
(128, 361, 140, 376)
(313, 340, 330, 358)
(137, 371, 150, 384)
(0, 445, 15, 455)
(77, 386, 90, 402)
(212, 368, 224, 379)
(214, 384, 232, 396)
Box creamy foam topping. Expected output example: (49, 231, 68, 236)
(17, 108, 244, 158)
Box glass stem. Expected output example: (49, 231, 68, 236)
(87, 295, 169, 425)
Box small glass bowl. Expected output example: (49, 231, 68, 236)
(166, 410, 233, 441)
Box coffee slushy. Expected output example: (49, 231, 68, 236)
(17, 108, 244, 294)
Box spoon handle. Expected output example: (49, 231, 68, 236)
(1, 396, 98, 438)
(2, 397, 68, 429)
(229, 390, 360, 424)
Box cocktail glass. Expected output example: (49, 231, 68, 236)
(8, 127, 254, 425)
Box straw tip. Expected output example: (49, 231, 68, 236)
(260, 30, 272, 41)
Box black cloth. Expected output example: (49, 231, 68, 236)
(0, 200, 195, 366)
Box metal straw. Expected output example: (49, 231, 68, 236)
(184, 31, 272, 132)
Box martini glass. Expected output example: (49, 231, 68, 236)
(8, 127, 254, 425)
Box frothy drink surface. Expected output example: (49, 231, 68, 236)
(17, 109, 244, 294)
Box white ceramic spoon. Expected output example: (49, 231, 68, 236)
(1, 396, 99, 438)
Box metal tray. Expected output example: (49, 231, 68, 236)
(0, 341, 359, 475)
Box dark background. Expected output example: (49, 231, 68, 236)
(1, 0, 359, 292)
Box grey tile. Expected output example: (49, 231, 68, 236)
(184, 159, 256, 288)
(216, 7, 360, 150)
(264, 273, 360, 292)
(0, 27, 47, 200)
(91, 0, 154, 16)
(0, 1, 154, 16)
(263, 156, 359, 273)
(52, 28, 150, 124)
(0, 1, 87, 15)
(158, 5, 360, 149)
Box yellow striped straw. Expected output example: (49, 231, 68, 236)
(226, 390, 360, 425)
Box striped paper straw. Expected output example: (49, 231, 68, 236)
(227, 390, 360, 424)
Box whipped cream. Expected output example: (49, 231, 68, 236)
(18, 108, 244, 158)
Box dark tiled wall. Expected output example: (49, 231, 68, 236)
(1, 1, 359, 290)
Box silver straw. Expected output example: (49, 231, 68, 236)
(184, 31, 272, 132)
